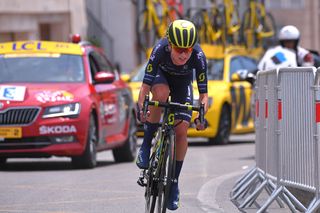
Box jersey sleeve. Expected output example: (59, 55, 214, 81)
(194, 48, 208, 94)
(142, 40, 165, 85)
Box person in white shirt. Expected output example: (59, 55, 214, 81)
(258, 25, 314, 71)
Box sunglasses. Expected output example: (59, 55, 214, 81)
(172, 46, 193, 54)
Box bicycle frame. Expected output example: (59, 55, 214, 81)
(138, 95, 204, 213)
(241, 0, 275, 49)
(188, 3, 223, 44)
(144, 0, 178, 37)
(137, 0, 182, 50)
(221, 0, 241, 45)
(223, 0, 240, 35)
(249, 0, 274, 39)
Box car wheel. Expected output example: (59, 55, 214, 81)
(209, 105, 231, 145)
(72, 115, 97, 169)
(113, 113, 137, 162)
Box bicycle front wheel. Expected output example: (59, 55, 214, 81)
(156, 133, 176, 213)
(241, 8, 255, 48)
(258, 12, 276, 49)
(145, 152, 158, 213)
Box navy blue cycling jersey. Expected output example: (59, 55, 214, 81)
(142, 38, 208, 94)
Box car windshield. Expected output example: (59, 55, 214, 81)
(207, 59, 224, 80)
(131, 62, 147, 82)
(0, 54, 85, 83)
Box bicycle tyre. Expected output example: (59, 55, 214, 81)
(220, 4, 241, 45)
(208, 7, 224, 44)
(157, 132, 176, 213)
(136, 9, 157, 51)
(260, 12, 277, 49)
(240, 8, 255, 48)
(189, 10, 206, 43)
(145, 152, 158, 213)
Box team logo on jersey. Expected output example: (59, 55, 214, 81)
(168, 113, 175, 125)
(198, 73, 206, 82)
(147, 64, 153, 73)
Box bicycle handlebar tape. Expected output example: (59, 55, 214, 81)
(200, 103, 205, 124)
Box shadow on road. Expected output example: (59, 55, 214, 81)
(188, 139, 255, 147)
(0, 159, 116, 172)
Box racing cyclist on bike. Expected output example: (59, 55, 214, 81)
(136, 19, 208, 210)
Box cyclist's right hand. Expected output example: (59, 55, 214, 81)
(194, 117, 208, 131)
(136, 103, 150, 123)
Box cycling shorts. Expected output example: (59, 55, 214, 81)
(151, 69, 193, 122)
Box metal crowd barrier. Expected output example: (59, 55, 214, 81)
(230, 67, 320, 212)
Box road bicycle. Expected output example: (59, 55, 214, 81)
(241, 0, 276, 49)
(186, 0, 223, 45)
(137, 95, 205, 213)
(136, 0, 183, 51)
(220, 0, 241, 45)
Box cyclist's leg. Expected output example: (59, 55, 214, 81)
(166, 76, 193, 210)
(136, 70, 170, 169)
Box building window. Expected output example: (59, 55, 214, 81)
(266, 0, 305, 9)
(40, 24, 51, 40)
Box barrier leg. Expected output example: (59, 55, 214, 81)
(239, 179, 268, 208)
(241, 178, 285, 209)
(231, 173, 263, 201)
(257, 186, 283, 213)
(307, 198, 320, 213)
(231, 167, 257, 196)
(265, 180, 284, 208)
(283, 187, 306, 212)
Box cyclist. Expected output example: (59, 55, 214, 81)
(136, 19, 208, 210)
(258, 25, 314, 70)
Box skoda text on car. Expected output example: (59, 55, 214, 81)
(0, 37, 137, 168)
(125, 45, 262, 144)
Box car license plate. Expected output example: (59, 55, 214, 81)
(0, 127, 22, 138)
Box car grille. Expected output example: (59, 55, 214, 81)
(0, 107, 40, 125)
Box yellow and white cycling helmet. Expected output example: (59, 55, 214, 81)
(167, 19, 197, 48)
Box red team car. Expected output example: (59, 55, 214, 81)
(0, 37, 137, 169)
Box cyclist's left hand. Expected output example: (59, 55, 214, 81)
(194, 118, 208, 131)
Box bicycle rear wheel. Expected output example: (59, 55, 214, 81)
(259, 12, 276, 49)
(156, 133, 176, 213)
(136, 9, 157, 51)
(241, 9, 255, 48)
(241, 10, 276, 49)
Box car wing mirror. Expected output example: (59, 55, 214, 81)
(121, 74, 131, 82)
(231, 69, 249, 82)
(94, 71, 115, 83)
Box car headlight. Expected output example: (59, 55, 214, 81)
(193, 97, 213, 107)
(42, 103, 81, 118)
